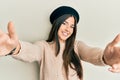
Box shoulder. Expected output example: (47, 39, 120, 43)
(74, 40, 83, 52)
(74, 40, 89, 53)
(74, 40, 86, 47)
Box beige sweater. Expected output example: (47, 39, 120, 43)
(12, 40, 105, 80)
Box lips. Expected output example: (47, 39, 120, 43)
(62, 31, 69, 37)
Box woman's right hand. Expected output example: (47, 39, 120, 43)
(0, 21, 19, 56)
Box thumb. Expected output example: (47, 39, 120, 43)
(7, 21, 18, 40)
(110, 34, 120, 47)
(108, 64, 120, 73)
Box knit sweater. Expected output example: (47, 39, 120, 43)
(12, 40, 105, 80)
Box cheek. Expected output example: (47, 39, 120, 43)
(70, 29, 74, 34)
(58, 29, 61, 37)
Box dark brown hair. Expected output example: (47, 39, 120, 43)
(46, 14, 83, 80)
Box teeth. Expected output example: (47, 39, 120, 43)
(63, 32, 68, 36)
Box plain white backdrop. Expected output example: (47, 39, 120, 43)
(0, 0, 120, 80)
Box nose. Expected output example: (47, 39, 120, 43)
(65, 25, 71, 32)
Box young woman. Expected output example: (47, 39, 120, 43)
(0, 6, 120, 80)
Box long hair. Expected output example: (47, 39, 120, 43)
(46, 14, 83, 80)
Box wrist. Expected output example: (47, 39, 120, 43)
(5, 43, 21, 56)
(102, 55, 107, 65)
(7, 48, 16, 55)
(12, 43, 21, 55)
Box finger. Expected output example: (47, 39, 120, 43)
(110, 34, 120, 46)
(7, 21, 18, 40)
(108, 64, 120, 73)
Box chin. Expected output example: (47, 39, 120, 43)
(59, 36, 69, 42)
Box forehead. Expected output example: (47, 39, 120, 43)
(65, 16, 75, 24)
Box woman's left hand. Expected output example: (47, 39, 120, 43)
(104, 34, 120, 73)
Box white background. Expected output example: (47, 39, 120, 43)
(0, 0, 120, 80)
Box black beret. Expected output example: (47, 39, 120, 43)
(50, 6, 79, 24)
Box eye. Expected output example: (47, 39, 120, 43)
(71, 25, 75, 28)
(62, 22, 66, 25)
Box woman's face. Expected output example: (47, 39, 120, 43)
(58, 16, 75, 43)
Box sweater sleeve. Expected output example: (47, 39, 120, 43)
(75, 40, 106, 66)
(12, 40, 45, 63)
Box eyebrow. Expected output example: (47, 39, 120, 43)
(64, 20, 74, 26)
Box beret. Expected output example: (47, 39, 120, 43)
(50, 6, 79, 24)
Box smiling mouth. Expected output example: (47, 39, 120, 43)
(62, 31, 69, 37)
